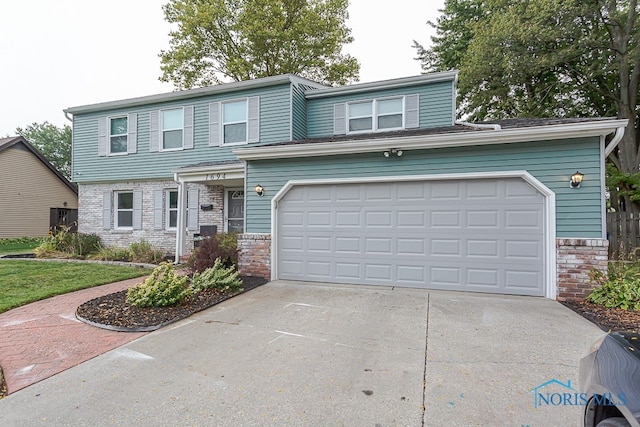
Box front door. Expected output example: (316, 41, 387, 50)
(226, 189, 245, 232)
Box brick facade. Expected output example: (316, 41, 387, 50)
(78, 181, 224, 255)
(556, 238, 609, 300)
(237, 233, 271, 279)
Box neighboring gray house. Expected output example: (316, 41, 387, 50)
(65, 72, 626, 300)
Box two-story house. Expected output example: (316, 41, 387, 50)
(65, 71, 626, 300)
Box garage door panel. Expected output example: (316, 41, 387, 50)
(277, 178, 545, 296)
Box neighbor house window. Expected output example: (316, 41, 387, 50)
(166, 190, 178, 229)
(115, 191, 133, 229)
(109, 117, 128, 154)
(223, 100, 247, 144)
(162, 108, 184, 150)
(347, 97, 404, 133)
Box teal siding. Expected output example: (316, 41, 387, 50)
(72, 84, 292, 183)
(245, 137, 602, 238)
(306, 80, 455, 137)
(291, 83, 307, 140)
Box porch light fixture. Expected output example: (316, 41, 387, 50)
(254, 184, 264, 196)
(570, 171, 584, 188)
(383, 148, 403, 158)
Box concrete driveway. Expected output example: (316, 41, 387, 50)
(0, 281, 602, 426)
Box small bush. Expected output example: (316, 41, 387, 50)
(187, 233, 238, 273)
(34, 226, 100, 258)
(129, 240, 165, 264)
(190, 258, 243, 293)
(89, 245, 131, 262)
(126, 262, 191, 307)
(587, 262, 640, 310)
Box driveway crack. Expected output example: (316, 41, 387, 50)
(422, 293, 430, 427)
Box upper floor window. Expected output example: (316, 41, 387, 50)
(348, 97, 404, 133)
(334, 94, 418, 136)
(209, 96, 259, 146)
(109, 117, 128, 154)
(115, 191, 134, 229)
(223, 100, 248, 144)
(161, 108, 184, 150)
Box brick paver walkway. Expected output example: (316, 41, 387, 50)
(0, 278, 147, 394)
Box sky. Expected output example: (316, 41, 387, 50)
(0, 0, 445, 137)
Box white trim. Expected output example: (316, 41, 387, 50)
(271, 171, 557, 299)
(600, 136, 607, 238)
(221, 98, 249, 146)
(604, 125, 626, 157)
(172, 163, 245, 184)
(235, 119, 628, 160)
(114, 190, 134, 230)
(166, 189, 179, 231)
(305, 71, 459, 99)
(346, 96, 405, 134)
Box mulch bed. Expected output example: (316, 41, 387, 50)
(560, 299, 640, 333)
(76, 275, 268, 331)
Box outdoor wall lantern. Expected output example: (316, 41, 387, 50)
(383, 148, 403, 158)
(570, 171, 584, 188)
(255, 184, 264, 196)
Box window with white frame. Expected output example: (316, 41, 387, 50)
(162, 108, 184, 150)
(109, 117, 128, 154)
(222, 100, 247, 144)
(115, 191, 134, 228)
(166, 190, 178, 229)
(348, 97, 404, 133)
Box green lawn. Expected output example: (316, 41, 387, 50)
(0, 237, 42, 256)
(0, 261, 152, 314)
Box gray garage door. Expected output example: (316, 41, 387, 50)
(277, 178, 546, 296)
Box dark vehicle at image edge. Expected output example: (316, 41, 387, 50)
(580, 332, 640, 427)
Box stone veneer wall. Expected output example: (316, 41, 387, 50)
(556, 238, 609, 300)
(78, 181, 224, 255)
(237, 233, 271, 278)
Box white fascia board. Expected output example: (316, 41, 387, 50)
(235, 119, 628, 161)
(304, 71, 459, 99)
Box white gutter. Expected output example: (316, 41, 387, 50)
(173, 173, 187, 264)
(604, 125, 626, 157)
(455, 120, 501, 131)
(235, 119, 628, 161)
(64, 111, 73, 122)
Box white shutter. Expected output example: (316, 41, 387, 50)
(127, 113, 137, 154)
(248, 96, 260, 143)
(187, 188, 199, 231)
(98, 117, 107, 156)
(405, 94, 419, 129)
(153, 190, 163, 230)
(102, 191, 111, 229)
(150, 110, 160, 152)
(133, 190, 143, 230)
(333, 103, 346, 135)
(209, 102, 220, 146)
(183, 106, 194, 149)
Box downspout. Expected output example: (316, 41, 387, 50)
(604, 125, 626, 158)
(455, 120, 502, 131)
(173, 173, 187, 264)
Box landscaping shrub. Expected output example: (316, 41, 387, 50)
(90, 245, 131, 262)
(126, 262, 191, 307)
(190, 258, 243, 293)
(587, 262, 640, 310)
(129, 240, 165, 264)
(34, 226, 100, 258)
(187, 233, 238, 273)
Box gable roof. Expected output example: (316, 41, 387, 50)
(0, 136, 77, 194)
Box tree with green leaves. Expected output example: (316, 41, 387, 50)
(159, 0, 360, 89)
(16, 122, 72, 181)
(415, 0, 640, 212)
